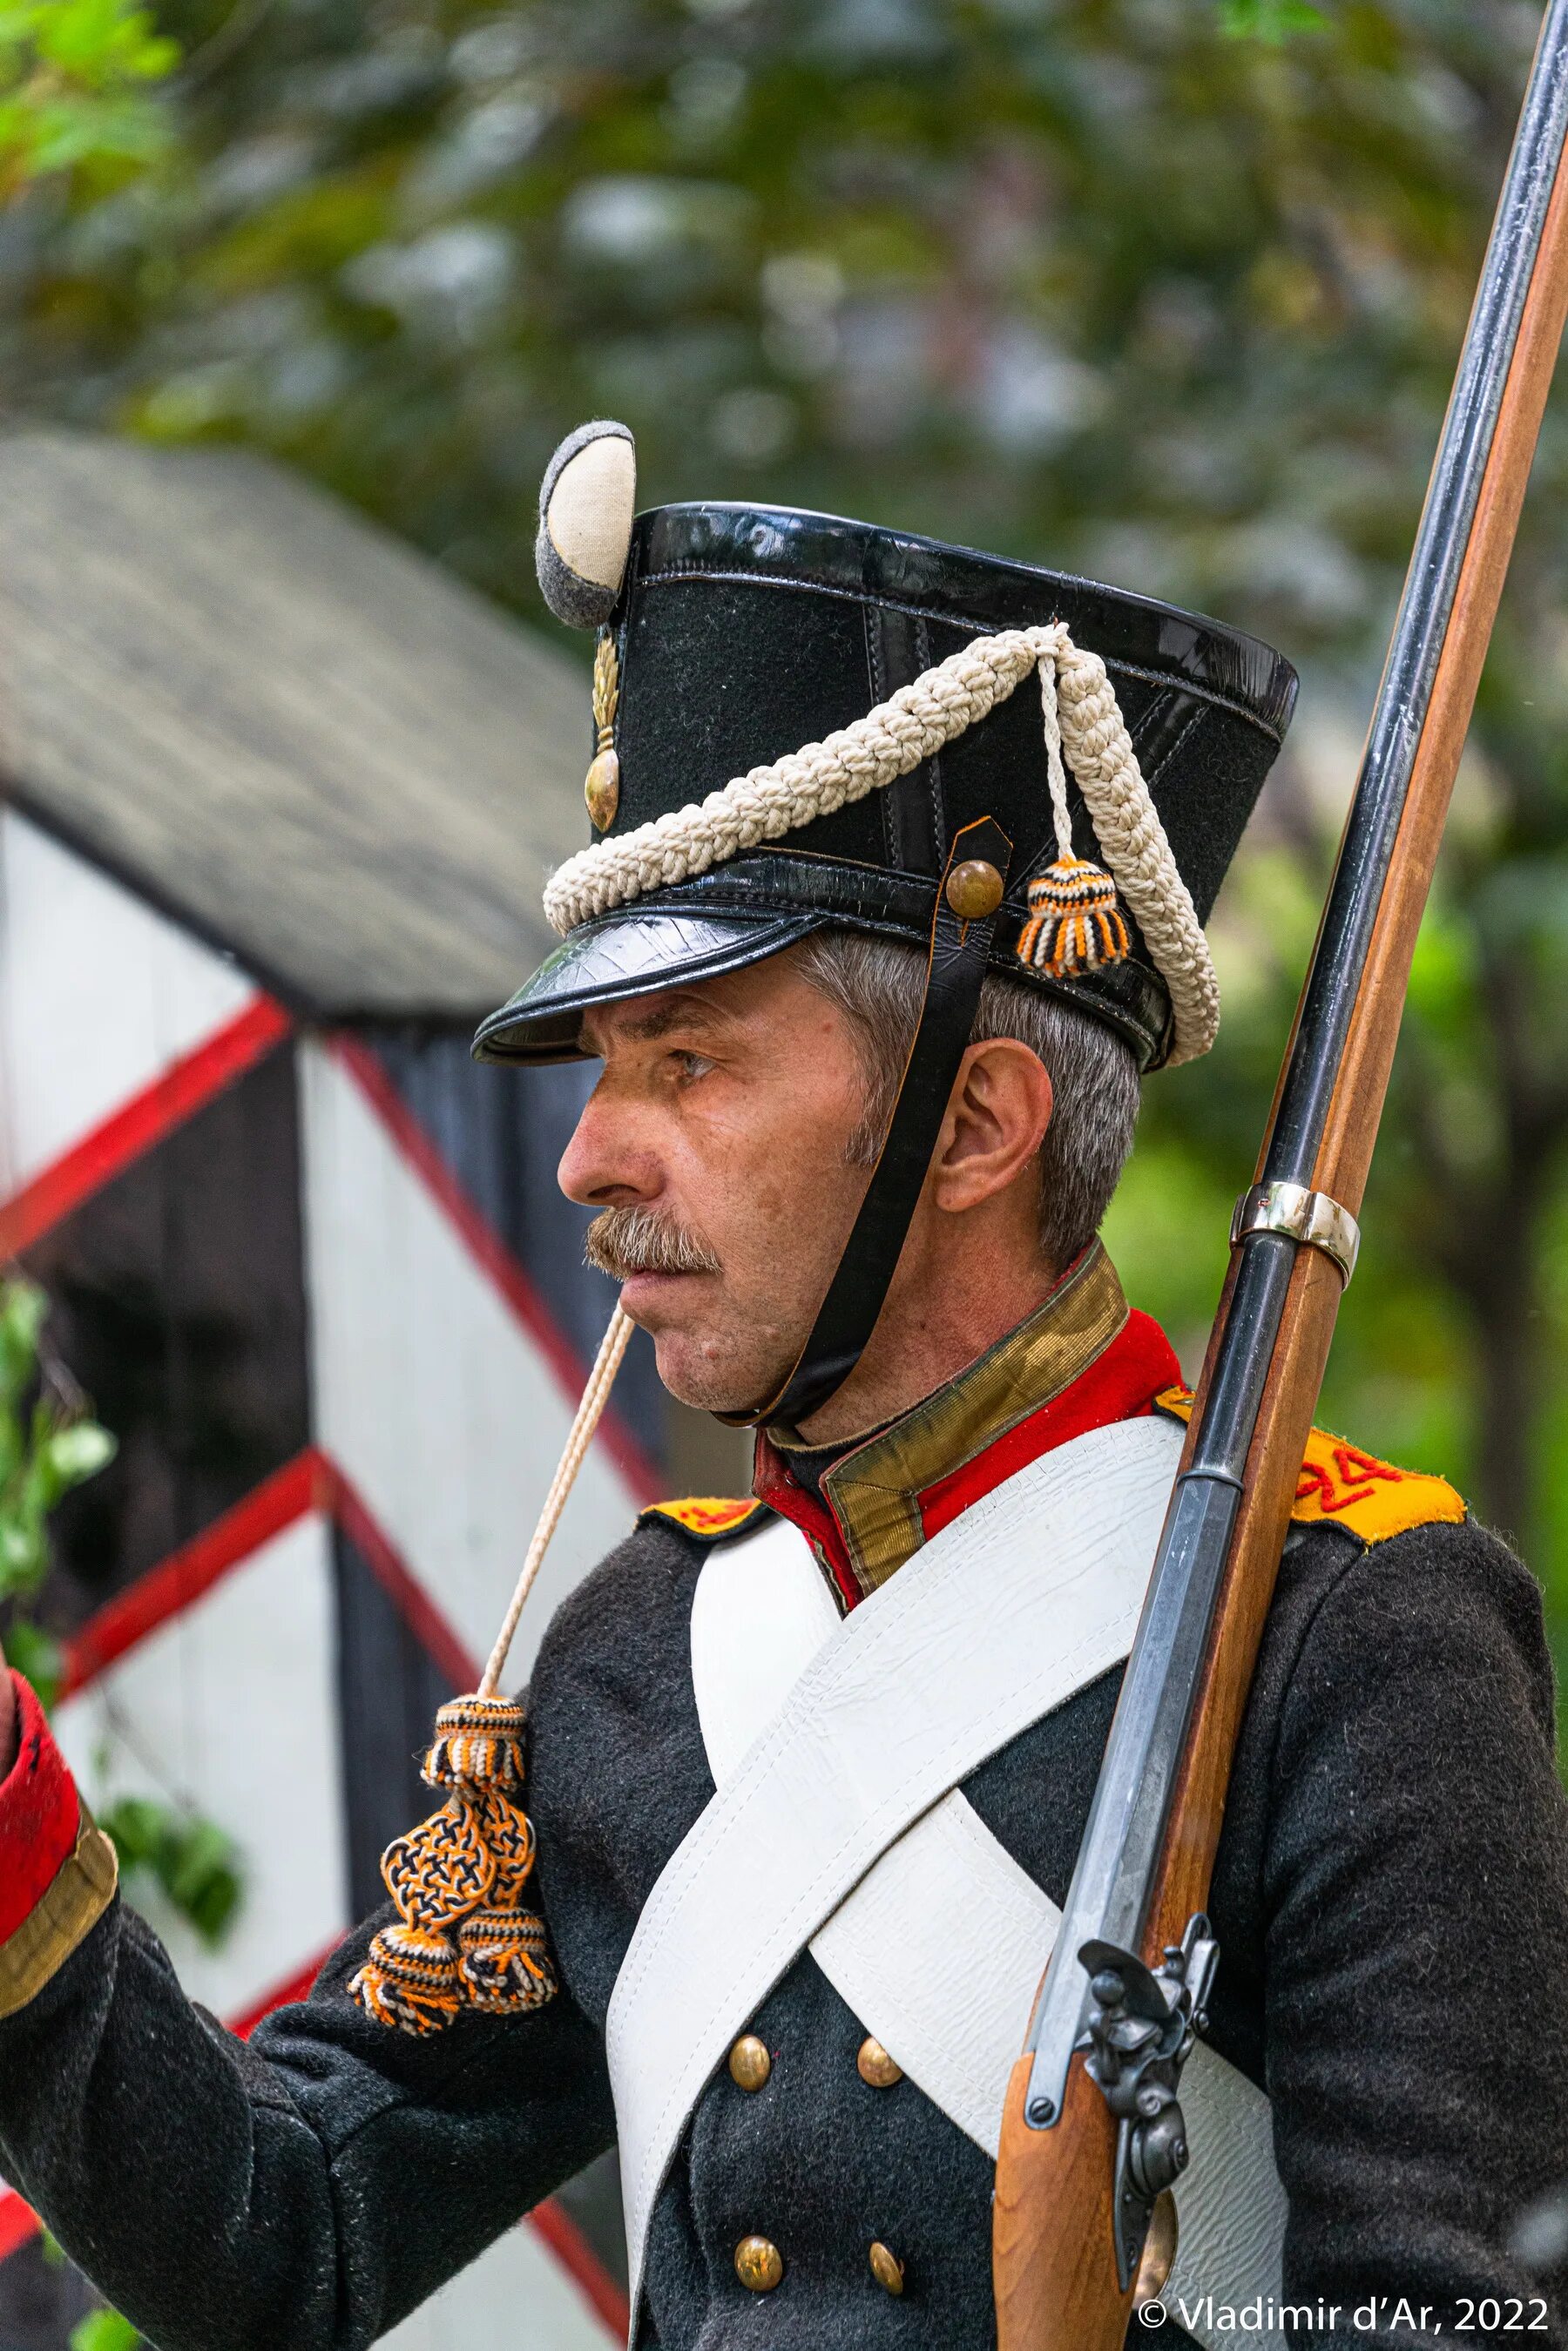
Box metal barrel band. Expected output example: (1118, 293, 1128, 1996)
(1229, 1181, 1361, 1287)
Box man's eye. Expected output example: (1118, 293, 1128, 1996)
(671, 1049, 713, 1080)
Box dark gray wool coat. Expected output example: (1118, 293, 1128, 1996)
(1, 1504, 1567, 2351)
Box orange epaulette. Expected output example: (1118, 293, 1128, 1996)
(639, 1495, 768, 1544)
(1153, 1386, 1467, 1546)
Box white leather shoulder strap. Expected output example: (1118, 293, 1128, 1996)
(688, 1463, 1289, 2351)
(689, 1510, 836, 1775)
(608, 1414, 1182, 2314)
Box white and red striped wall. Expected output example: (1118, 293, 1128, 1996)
(0, 804, 652, 2345)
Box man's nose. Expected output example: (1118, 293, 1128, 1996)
(557, 1075, 660, 1207)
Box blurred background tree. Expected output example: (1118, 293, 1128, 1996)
(4, 0, 1568, 1684)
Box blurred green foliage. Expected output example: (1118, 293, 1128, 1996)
(5, 0, 1568, 1683)
(0, 0, 179, 196)
(1217, 0, 1328, 37)
(0, 1276, 117, 1707)
(96, 1793, 243, 1944)
(69, 2307, 142, 2351)
(0, 1275, 243, 1944)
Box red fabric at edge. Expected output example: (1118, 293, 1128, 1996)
(0, 1674, 82, 1945)
(750, 1449, 859, 1609)
(918, 1308, 1181, 1544)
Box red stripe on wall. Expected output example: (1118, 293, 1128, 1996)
(331, 1037, 660, 1505)
(329, 1464, 478, 1691)
(12, 1495, 627, 2335)
(527, 2194, 632, 2340)
(62, 1449, 330, 1697)
(61, 1451, 476, 1705)
(0, 996, 294, 1258)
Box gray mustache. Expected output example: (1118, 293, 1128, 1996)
(584, 1206, 721, 1280)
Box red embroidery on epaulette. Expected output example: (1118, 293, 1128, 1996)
(1297, 1446, 1404, 1516)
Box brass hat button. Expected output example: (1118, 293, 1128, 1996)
(585, 747, 620, 831)
(856, 2035, 902, 2088)
(734, 2235, 783, 2293)
(728, 2034, 772, 2093)
(945, 858, 1004, 922)
(869, 2241, 905, 2296)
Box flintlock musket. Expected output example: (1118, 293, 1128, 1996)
(992, 8, 1568, 2342)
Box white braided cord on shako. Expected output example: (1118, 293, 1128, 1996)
(543, 622, 1220, 1064)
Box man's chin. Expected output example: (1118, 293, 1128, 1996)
(647, 1327, 792, 1420)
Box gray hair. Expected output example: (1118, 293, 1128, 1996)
(794, 929, 1140, 1272)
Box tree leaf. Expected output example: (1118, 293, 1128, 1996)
(44, 1421, 118, 1489)
(3, 1618, 64, 1709)
(1217, 0, 1329, 40)
(98, 1794, 167, 1870)
(70, 2308, 143, 2351)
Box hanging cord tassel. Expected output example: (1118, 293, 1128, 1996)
(1015, 655, 1132, 983)
(350, 1307, 635, 2035)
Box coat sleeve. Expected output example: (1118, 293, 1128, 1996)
(1258, 1518, 1568, 2339)
(0, 1677, 615, 2351)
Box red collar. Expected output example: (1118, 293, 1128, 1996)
(754, 1250, 1181, 1611)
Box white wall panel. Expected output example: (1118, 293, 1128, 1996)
(54, 1512, 347, 2020)
(0, 807, 255, 1194)
(382, 2222, 616, 2351)
(298, 1042, 640, 1687)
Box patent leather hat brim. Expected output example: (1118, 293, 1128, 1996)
(472, 902, 825, 1064)
(474, 858, 1175, 1068)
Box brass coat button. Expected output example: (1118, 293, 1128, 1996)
(944, 858, 1004, 922)
(857, 2035, 903, 2088)
(728, 2034, 772, 2092)
(869, 2240, 905, 2296)
(734, 2235, 783, 2293)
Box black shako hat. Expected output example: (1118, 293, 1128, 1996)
(475, 421, 1298, 1427)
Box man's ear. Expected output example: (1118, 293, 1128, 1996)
(931, 1037, 1053, 1215)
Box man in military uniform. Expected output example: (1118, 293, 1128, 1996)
(1, 422, 1566, 2351)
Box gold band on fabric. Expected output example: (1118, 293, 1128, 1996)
(778, 1244, 1129, 1598)
(0, 1814, 118, 2019)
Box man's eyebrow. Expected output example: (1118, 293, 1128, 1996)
(611, 997, 726, 1043)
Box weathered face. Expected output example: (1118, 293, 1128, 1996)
(558, 949, 874, 1415)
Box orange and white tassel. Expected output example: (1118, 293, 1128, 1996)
(1015, 656, 1131, 980)
(349, 1306, 635, 2036)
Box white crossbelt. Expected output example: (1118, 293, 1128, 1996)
(691, 1503, 1288, 2351)
(606, 1415, 1288, 2347)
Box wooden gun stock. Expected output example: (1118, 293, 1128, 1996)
(994, 2051, 1134, 2351)
(993, 9, 1568, 2341)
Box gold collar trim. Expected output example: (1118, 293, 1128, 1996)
(774, 1242, 1128, 1598)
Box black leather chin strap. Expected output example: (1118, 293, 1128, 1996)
(722, 816, 1013, 1432)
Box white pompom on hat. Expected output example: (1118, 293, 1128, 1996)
(534, 420, 637, 628)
